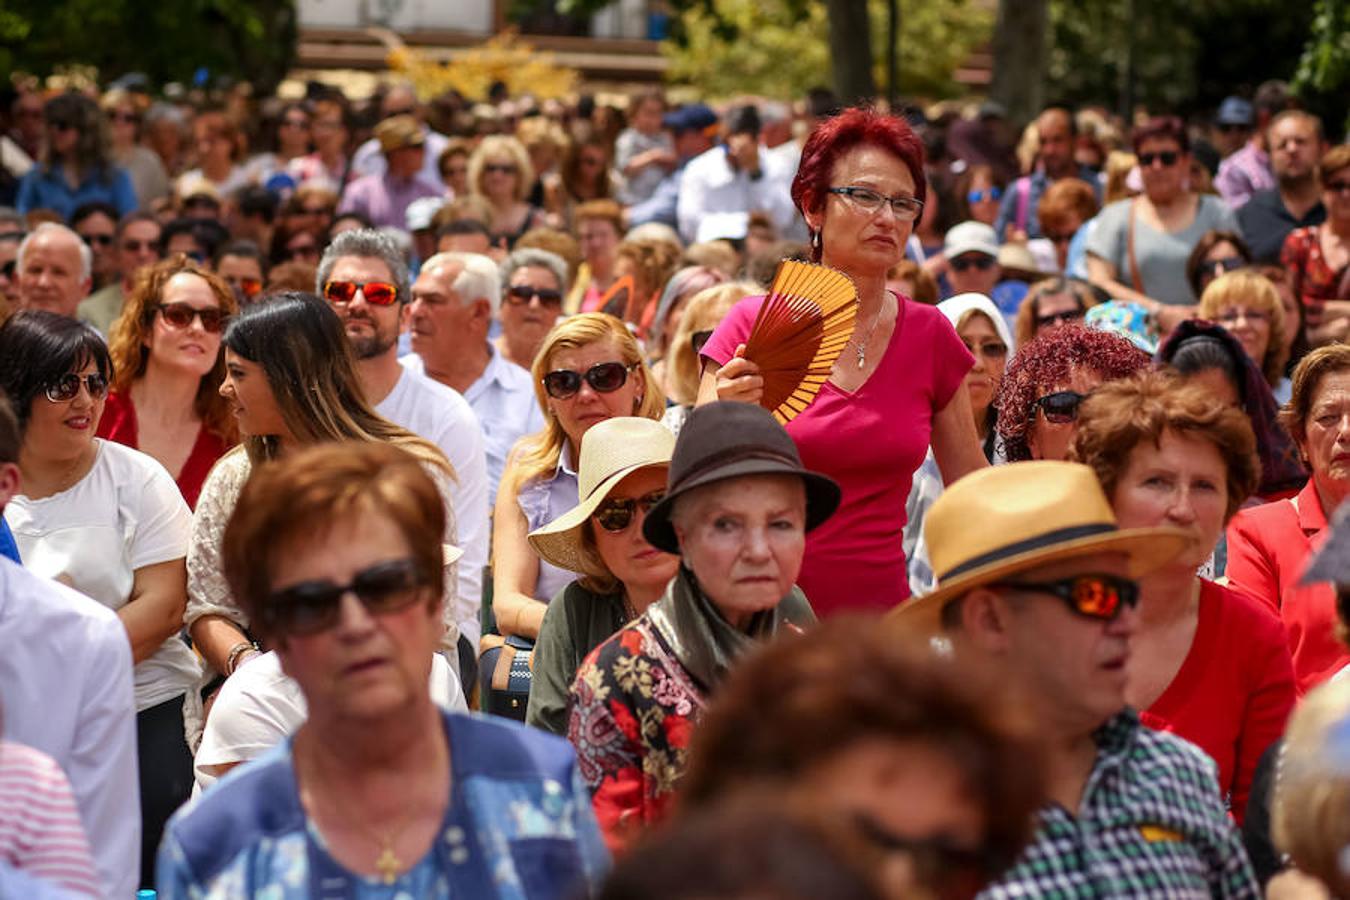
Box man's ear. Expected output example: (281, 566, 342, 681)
(474, 297, 493, 323)
(959, 585, 1015, 654)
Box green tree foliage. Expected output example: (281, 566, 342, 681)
(0, 0, 297, 95)
(1293, 0, 1350, 134)
(658, 0, 991, 100)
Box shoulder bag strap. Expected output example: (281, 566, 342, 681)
(1126, 199, 1144, 294)
(1014, 176, 1032, 232)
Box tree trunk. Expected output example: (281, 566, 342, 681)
(990, 0, 1048, 126)
(886, 0, 899, 106)
(826, 0, 876, 104)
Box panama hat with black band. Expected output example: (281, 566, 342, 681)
(642, 401, 841, 554)
(891, 461, 1190, 635)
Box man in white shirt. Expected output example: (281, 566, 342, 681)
(0, 393, 139, 899)
(315, 231, 490, 649)
(676, 104, 800, 245)
(403, 252, 545, 504)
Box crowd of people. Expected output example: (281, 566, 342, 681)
(0, 67, 1348, 899)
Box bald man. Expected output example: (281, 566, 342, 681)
(17, 222, 92, 318)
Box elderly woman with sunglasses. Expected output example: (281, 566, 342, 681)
(1086, 117, 1239, 331)
(161, 442, 607, 897)
(99, 256, 238, 508)
(496, 248, 569, 371)
(492, 314, 666, 644)
(0, 310, 201, 888)
(700, 107, 987, 619)
(523, 417, 680, 736)
(1069, 370, 1296, 823)
(568, 402, 836, 851)
(995, 324, 1150, 463)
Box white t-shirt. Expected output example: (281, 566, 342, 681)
(375, 368, 490, 645)
(193, 650, 467, 794)
(8, 439, 200, 712)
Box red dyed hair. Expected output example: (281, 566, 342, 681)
(791, 107, 926, 229)
(994, 324, 1151, 462)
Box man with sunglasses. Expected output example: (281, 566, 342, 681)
(892, 462, 1259, 898)
(317, 231, 490, 658)
(76, 211, 163, 334)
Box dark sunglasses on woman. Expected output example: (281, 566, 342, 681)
(1030, 390, 1087, 425)
(950, 256, 994, 273)
(323, 280, 399, 307)
(989, 574, 1140, 621)
(158, 302, 229, 334)
(594, 490, 666, 534)
(45, 372, 109, 403)
(542, 361, 638, 400)
(1035, 309, 1083, 329)
(261, 558, 431, 637)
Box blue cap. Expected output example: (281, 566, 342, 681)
(663, 103, 718, 135)
(1216, 97, 1254, 127)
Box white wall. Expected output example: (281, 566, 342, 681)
(298, 0, 494, 35)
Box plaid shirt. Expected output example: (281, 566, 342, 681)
(981, 709, 1259, 899)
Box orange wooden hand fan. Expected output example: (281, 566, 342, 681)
(741, 260, 858, 424)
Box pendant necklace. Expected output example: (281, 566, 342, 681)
(850, 297, 887, 369)
(301, 746, 416, 885)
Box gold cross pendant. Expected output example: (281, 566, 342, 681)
(375, 845, 402, 885)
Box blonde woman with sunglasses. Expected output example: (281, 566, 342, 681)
(491, 313, 665, 643)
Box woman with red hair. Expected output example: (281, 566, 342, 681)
(697, 107, 987, 617)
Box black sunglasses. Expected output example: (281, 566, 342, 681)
(542, 361, 637, 400)
(1030, 390, 1087, 424)
(690, 329, 714, 356)
(506, 284, 563, 308)
(45, 372, 109, 403)
(594, 490, 666, 534)
(81, 233, 114, 247)
(1036, 309, 1083, 329)
(990, 574, 1139, 621)
(950, 256, 994, 273)
(262, 558, 431, 636)
(1138, 150, 1180, 168)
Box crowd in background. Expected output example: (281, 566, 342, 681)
(0, 68, 1348, 899)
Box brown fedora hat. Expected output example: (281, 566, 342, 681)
(891, 461, 1189, 635)
(642, 402, 841, 554)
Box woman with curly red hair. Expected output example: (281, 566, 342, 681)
(994, 323, 1150, 463)
(102, 256, 238, 507)
(697, 107, 987, 617)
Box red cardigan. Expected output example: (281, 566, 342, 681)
(96, 390, 229, 509)
(1226, 480, 1345, 693)
(1139, 580, 1295, 824)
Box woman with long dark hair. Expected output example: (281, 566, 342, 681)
(15, 93, 136, 219)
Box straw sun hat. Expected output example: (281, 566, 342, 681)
(891, 461, 1189, 635)
(528, 417, 676, 577)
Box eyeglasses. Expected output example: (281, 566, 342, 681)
(990, 573, 1140, 621)
(542, 361, 637, 400)
(1203, 256, 1245, 280)
(261, 558, 431, 637)
(323, 280, 399, 306)
(1138, 151, 1180, 168)
(950, 256, 994, 273)
(1214, 306, 1270, 326)
(966, 187, 1003, 204)
(1324, 180, 1350, 195)
(157, 302, 229, 333)
(121, 238, 159, 253)
(45, 372, 109, 403)
(484, 163, 518, 175)
(690, 329, 714, 355)
(48, 119, 78, 132)
(962, 338, 1007, 360)
(594, 489, 666, 533)
(81, 233, 114, 247)
(1030, 390, 1087, 424)
(827, 185, 925, 222)
(1036, 308, 1083, 328)
(506, 284, 563, 308)
(230, 277, 263, 300)
(106, 111, 139, 125)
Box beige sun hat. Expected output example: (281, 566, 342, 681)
(890, 461, 1189, 636)
(528, 417, 675, 576)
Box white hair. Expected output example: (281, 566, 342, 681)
(17, 222, 92, 283)
(422, 252, 502, 317)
